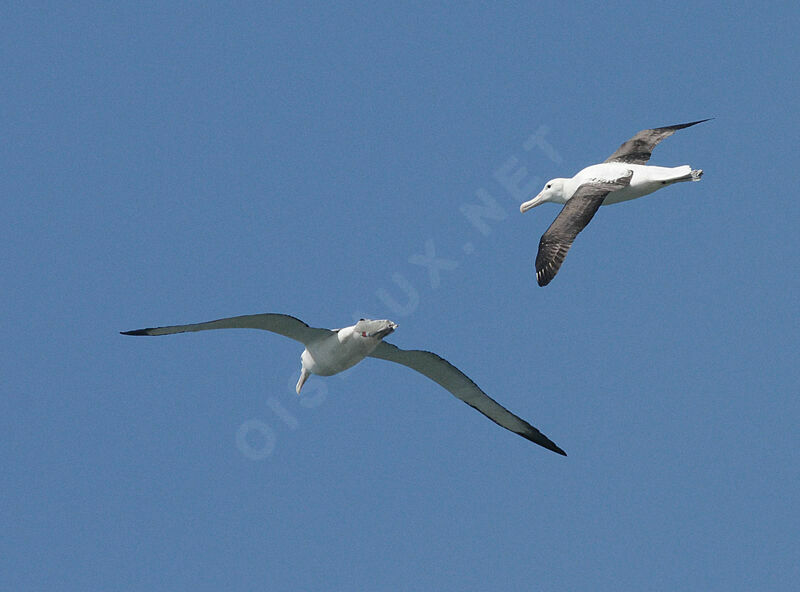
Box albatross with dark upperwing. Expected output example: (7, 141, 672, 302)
(520, 119, 710, 286)
(122, 314, 566, 455)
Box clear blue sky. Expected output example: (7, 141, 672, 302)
(3, 2, 799, 590)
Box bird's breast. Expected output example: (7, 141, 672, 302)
(302, 329, 379, 376)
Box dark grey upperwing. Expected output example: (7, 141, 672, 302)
(604, 118, 711, 165)
(368, 341, 566, 455)
(121, 313, 334, 345)
(536, 172, 633, 287)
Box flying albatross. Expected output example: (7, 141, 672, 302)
(520, 119, 710, 286)
(122, 314, 566, 455)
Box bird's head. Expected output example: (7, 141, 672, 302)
(520, 178, 568, 212)
(354, 318, 398, 339)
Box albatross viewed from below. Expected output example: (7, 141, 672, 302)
(520, 119, 710, 286)
(122, 314, 566, 455)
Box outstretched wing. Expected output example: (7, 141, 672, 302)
(368, 341, 566, 455)
(604, 118, 711, 165)
(121, 313, 333, 345)
(535, 172, 633, 286)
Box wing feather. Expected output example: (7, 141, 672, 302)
(121, 313, 333, 345)
(369, 341, 566, 455)
(535, 172, 633, 286)
(604, 118, 711, 165)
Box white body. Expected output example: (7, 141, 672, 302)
(295, 318, 397, 393)
(301, 325, 385, 376)
(576, 163, 692, 205)
(520, 163, 696, 212)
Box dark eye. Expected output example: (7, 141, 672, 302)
(546, 184, 551, 189)
(359, 318, 364, 321)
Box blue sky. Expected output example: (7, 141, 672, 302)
(3, 2, 799, 590)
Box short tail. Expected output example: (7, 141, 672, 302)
(669, 168, 703, 184)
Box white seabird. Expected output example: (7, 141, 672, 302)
(122, 314, 566, 455)
(520, 119, 710, 286)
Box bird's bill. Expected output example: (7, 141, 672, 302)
(355, 319, 398, 339)
(520, 193, 546, 213)
(370, 321, 398, 339)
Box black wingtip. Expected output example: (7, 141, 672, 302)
(543, 440, 568, 456)
(672, 117, 713, 129)
(536, 261, 558, 287)
(120, 329, 152, 336)
(519, 430, 567, 455)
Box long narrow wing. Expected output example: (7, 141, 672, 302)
(368, 341, 566, 455)
(604, 118, 711, 165)
(536, 172, 633, 286)
(121, 313, 333, 345)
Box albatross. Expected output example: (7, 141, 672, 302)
(520, 119, 710, 286)
(122, 314, 566, 455)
